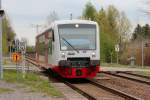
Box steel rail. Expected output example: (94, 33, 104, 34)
(64, 81, 97, 100)
(103, 71, 150, 85)
(117, 71, 150, 79)
(87, 79, 141, 100)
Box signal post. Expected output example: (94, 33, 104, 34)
(0, 0, 4, 79)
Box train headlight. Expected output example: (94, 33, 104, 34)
(92, 52, 96, 57)
(61, 52, 65, 58)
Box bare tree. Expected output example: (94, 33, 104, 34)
(47, 11, 59, 25)
(117, 12, 131, 42)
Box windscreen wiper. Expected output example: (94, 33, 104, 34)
(61, 37, 79, 53)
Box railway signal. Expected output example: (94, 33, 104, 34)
(11, 39, 27, 79)
(12, 53, 21, 63)
(12, 52, 22, 80)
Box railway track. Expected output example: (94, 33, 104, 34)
(25, 57, 143, 100)
(25, 56, 38, 66)
(102, 71, 150, 85)
(87, 79, 140, 100)
(62, 78, 140, 100)
(118, 71, 150, 79)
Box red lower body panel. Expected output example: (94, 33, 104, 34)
(52, 66, 100, 78)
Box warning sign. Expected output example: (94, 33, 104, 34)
(12, 53, 21, 62)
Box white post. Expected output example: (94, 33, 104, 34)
(115, 44, 119, 64)
(141, 40, 144, 68)
(117, 52, 118, 64)
(21, 41, 26, 78)
(111, 52, 113, 64)
(22, 53, 25, 78)
(9, 42, 11, 58)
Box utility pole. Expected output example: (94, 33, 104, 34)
(31, 24, 42, 34)
(70, 13, 72, 20)
(0, 0, 4, 79)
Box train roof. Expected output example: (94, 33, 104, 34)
(36, 19, 97, 38)
(53, 19, 97, 25)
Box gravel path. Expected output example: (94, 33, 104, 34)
(0, 81, 64, 100)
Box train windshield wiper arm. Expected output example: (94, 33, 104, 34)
(61, 37, 79, 53)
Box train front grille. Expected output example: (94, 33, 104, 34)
(67, 57, 90, 67)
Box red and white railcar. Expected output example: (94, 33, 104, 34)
(36, 20, 100, 78)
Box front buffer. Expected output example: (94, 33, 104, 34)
(53, 66, 100, 78)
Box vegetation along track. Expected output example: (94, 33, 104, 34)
(103, 71, 150, 85)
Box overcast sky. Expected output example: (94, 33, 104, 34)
(2, 0, 150, 45)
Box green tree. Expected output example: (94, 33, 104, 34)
(82, 3, 131, 63)
(107, 5, 120, 39)
(2, 15, 16, 55)
(132, 24, 150, 40)
(26, 46, 35, 53)
(132, 24, 142, 40)
(96, 8, 116, 62)
(142, 24, 150, 39)
(82, 2, 97, 21)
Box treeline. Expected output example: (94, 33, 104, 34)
(2, 15, 16, 55)
(132, 24, 150, 40)
(82, 2, 131, 63)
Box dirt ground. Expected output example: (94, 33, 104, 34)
(0, 81, 65, 100)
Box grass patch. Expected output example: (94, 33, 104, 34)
(101, 63, 150, 69)
(3, 70, 63, 97)
(0, 87, 14, 94)
(134, 71, 150, 76)
(101, 63, 129, 67)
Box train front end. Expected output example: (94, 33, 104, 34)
(56, 21, 100, 78)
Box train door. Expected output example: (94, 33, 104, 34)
(48, 29, 55, 65)
(37, 34, 46, 63)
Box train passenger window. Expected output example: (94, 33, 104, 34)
(37, 35, 45, 56)
(38, 42, 45, 55)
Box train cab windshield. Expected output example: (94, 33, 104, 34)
(58, 24, 96, 51)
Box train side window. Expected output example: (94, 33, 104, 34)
(38, 42, 45, 55)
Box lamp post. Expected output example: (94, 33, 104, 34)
(0, 0, 4, 79)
